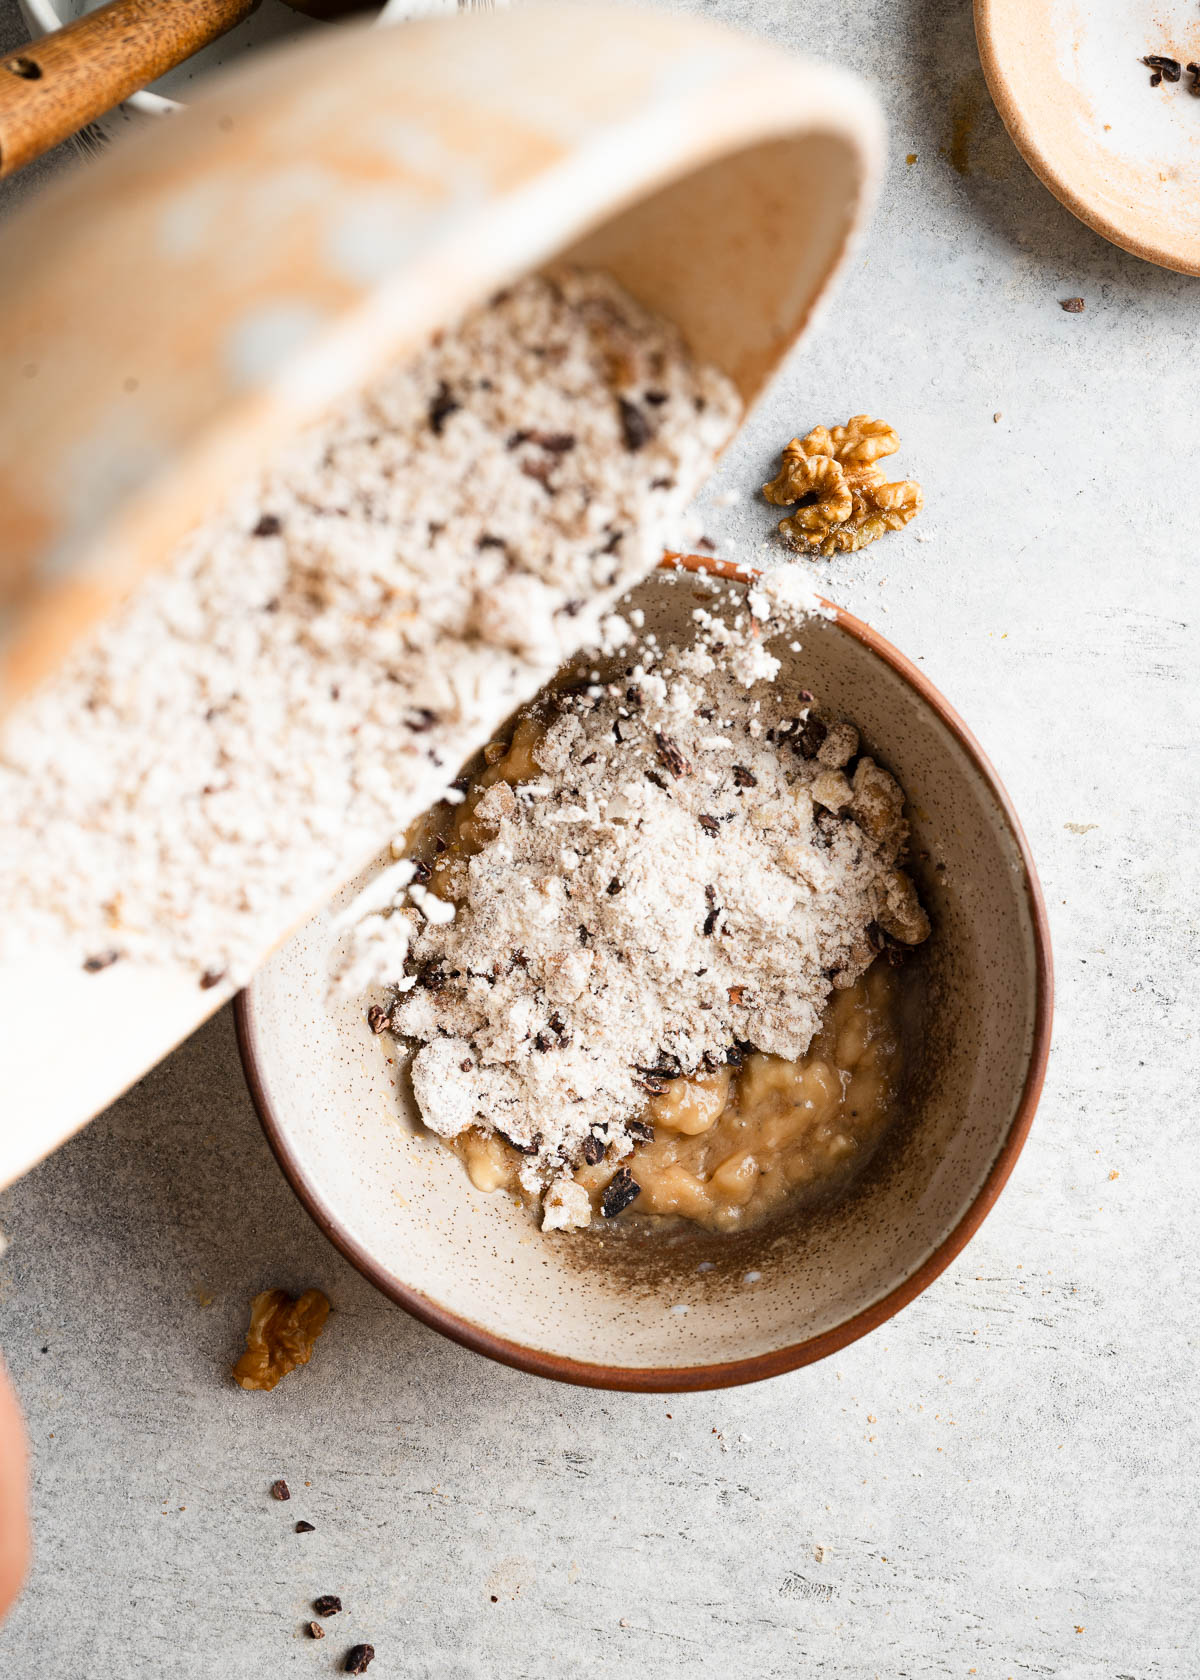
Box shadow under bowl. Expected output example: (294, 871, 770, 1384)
(237, 559, 1053, 1390)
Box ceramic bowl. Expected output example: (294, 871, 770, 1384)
(237, 558, 1054, 1391)
(0, 5, 883, 1190)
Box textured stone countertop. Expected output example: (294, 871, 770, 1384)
(1, 1, 1196, 1675)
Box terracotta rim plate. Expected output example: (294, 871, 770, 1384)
(976, 0, 1200, 274)
(236, 555, 1055, 1392)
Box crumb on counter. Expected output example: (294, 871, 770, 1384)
(232, 1288, 331, 1392)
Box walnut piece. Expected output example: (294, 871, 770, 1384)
(816, 721, 859, 770)
(849, 757, 907, 854)
(876, 868, 932, 945)
(542, 1176, 593, 1232)
(233, 1288, 331, 1392)
(811, 769, 853, 812)
(763, 415, 922, 558)
(762, 446, 852, 530)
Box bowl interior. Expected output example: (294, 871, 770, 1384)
(240, 568, 1049, 1386)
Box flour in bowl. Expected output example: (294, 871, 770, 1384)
(388, 571, 930, 1229)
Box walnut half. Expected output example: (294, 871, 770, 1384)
(233, 1288, 331, 1392)
(763, 415, 922, 558)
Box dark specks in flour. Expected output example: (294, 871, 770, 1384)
(393, 571, 929, 1229)
(0, 269, 740, 982)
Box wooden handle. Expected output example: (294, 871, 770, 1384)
(0, 0, 260, 178)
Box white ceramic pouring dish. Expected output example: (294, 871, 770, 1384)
(0, 6, 884, 1189)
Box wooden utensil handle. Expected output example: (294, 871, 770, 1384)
(0, 0, 260, 178)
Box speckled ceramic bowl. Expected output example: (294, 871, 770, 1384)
(238, 558, 1053, 1391)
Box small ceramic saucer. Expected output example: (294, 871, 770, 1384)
(976, 0, 1200, 274)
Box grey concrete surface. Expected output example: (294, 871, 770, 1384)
(1, 0, 1198, 1674)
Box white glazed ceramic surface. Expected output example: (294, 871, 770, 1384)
(241, 568, 1052, 1388)
(976, 0, 1200, 274)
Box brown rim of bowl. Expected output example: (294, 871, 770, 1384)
(973, 0, 1200, 278)
(235, 552, 1055, 1392)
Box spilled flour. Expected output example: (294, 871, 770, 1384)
(0, 270, 740, 981)
(387, 570, 930, 1228)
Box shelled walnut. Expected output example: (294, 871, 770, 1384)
(763, 416, 922, 557)
(232, 1287, 331, 1392)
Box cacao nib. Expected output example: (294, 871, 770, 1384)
(600, 1167, 641, 1218)
(654, 732, 692, 777)
(617, 398, 652, 452)
(428, 381, 461, 434)
(796, 717, 827, 759)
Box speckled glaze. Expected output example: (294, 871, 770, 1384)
(975, 0, 1200, 275)
(238, 557, 1054, 1390)
(0, 6, 884, 1192)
